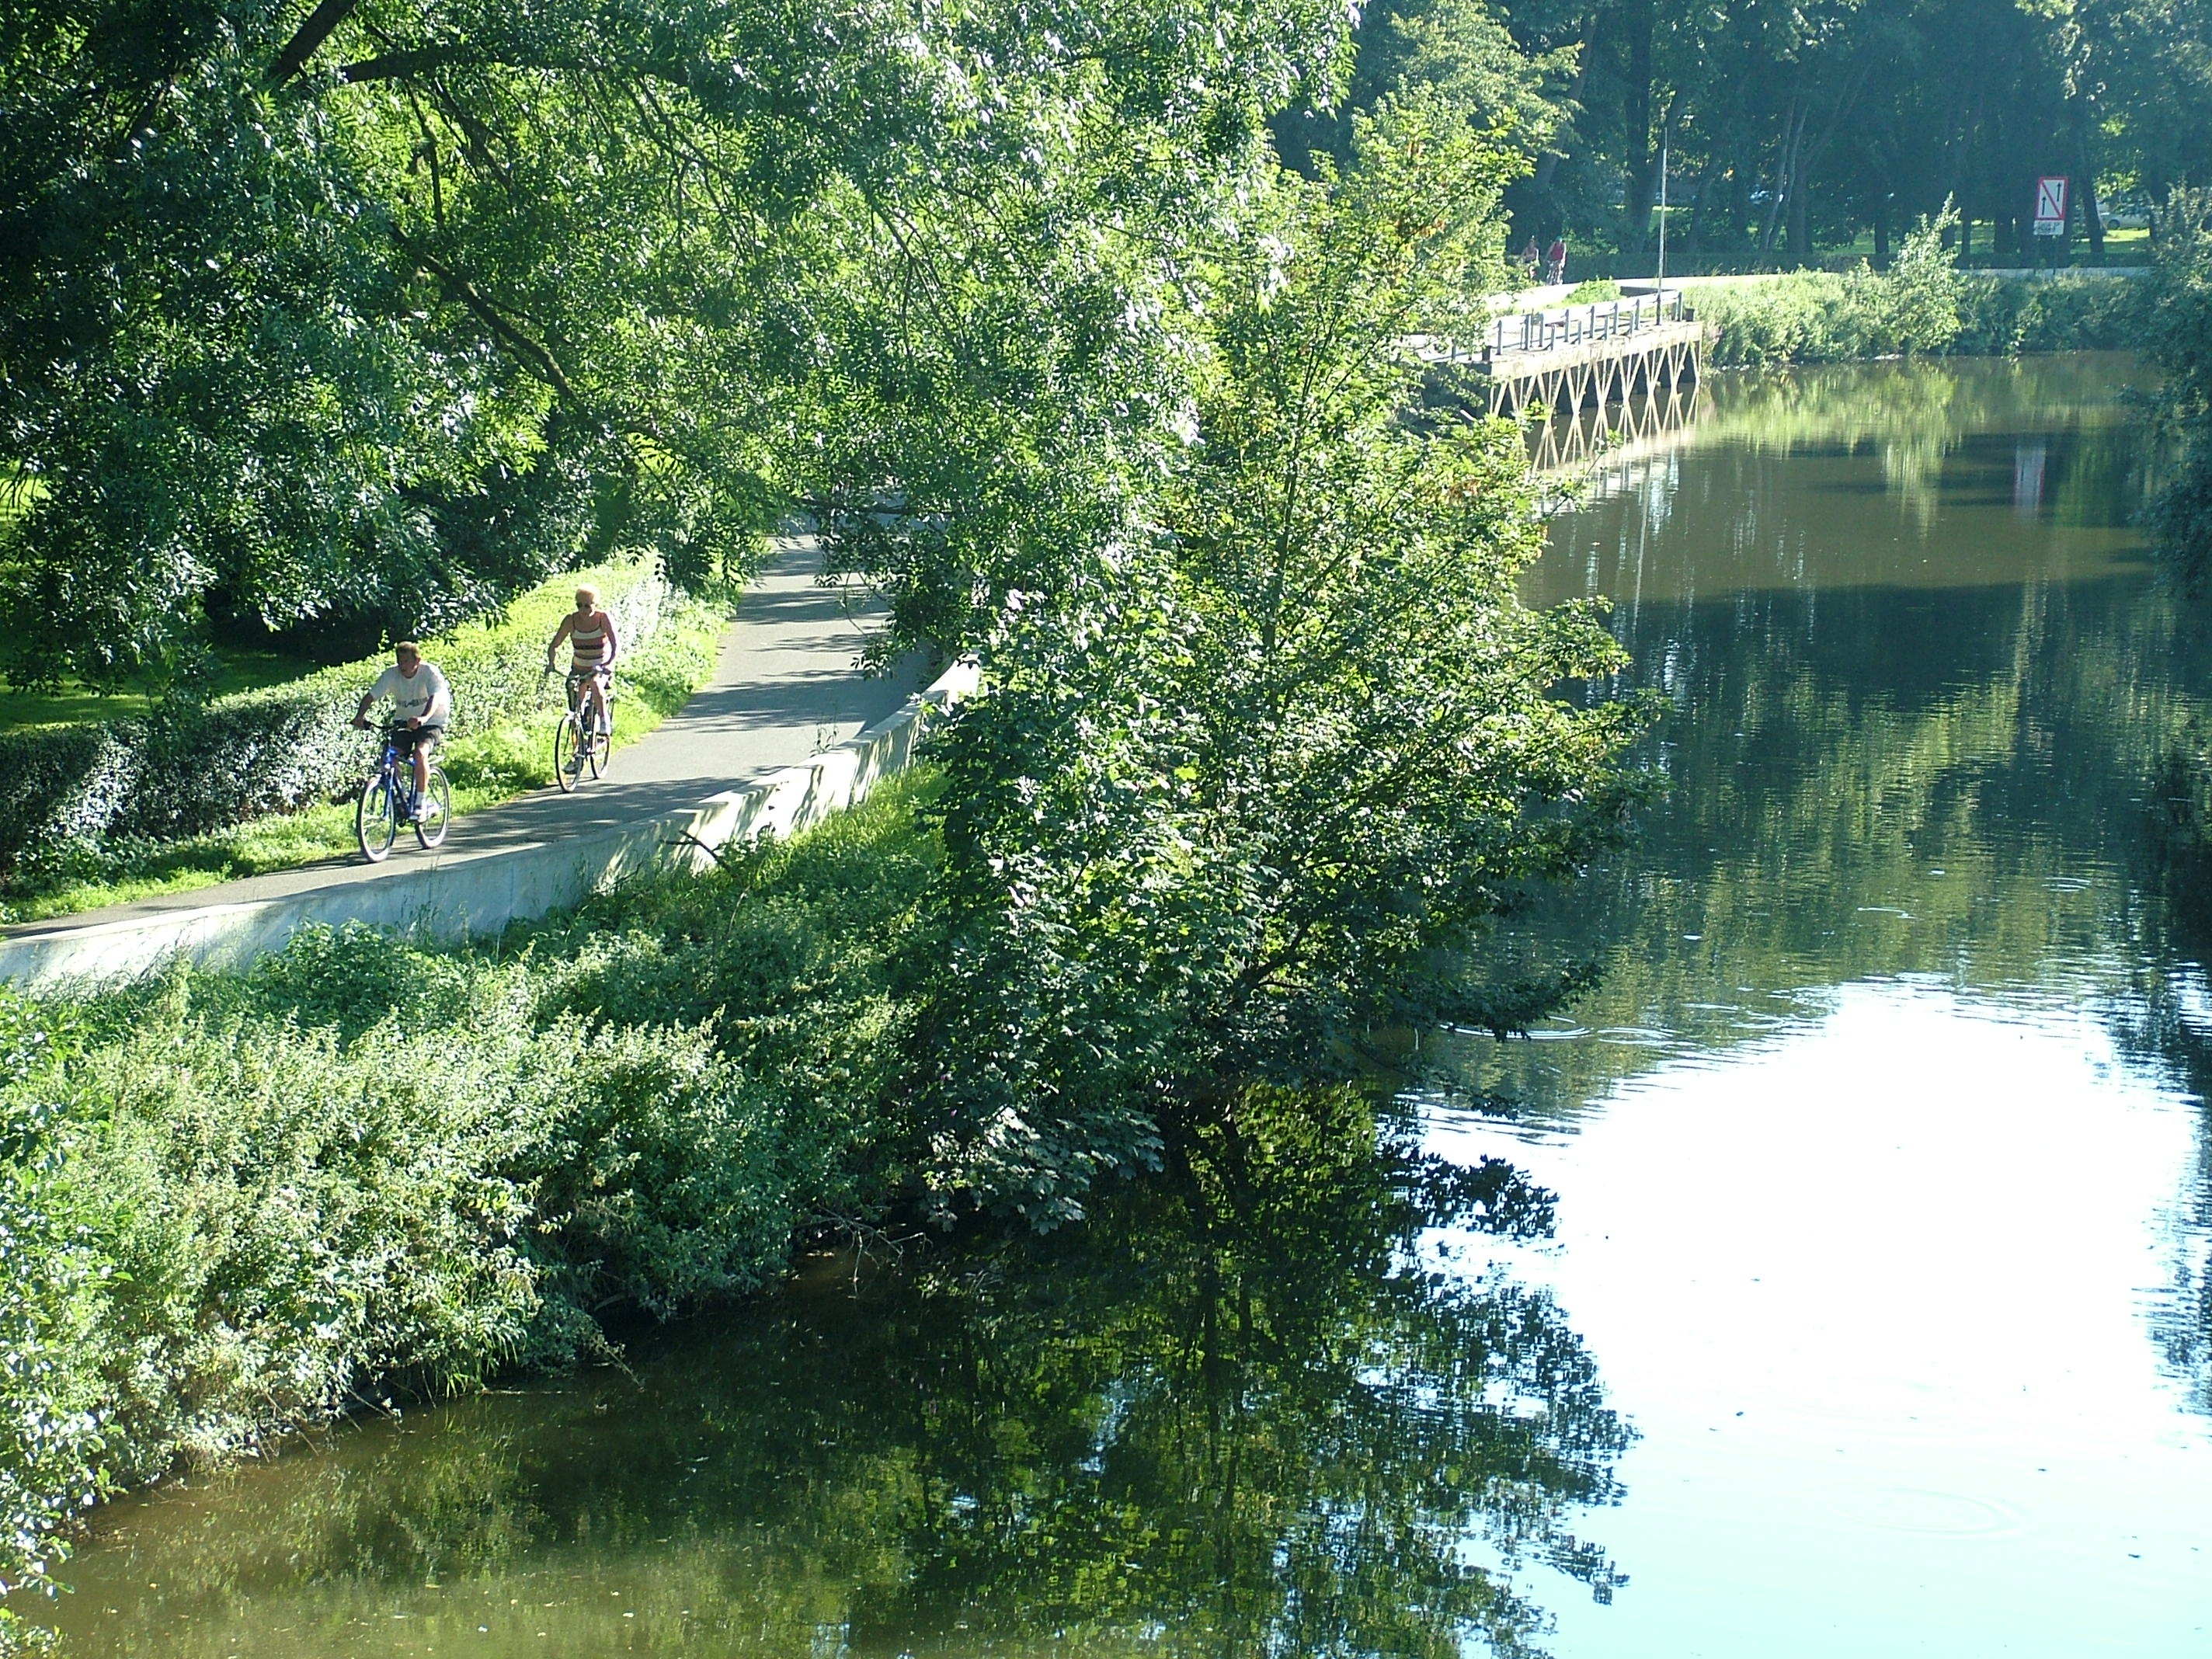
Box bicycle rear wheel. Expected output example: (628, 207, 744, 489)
(356, 772, 398, 862)
(554, 713, 583, 793)
(586, 701, 610, 781)
(413, 766, 453, 849)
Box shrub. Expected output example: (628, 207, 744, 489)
(1699, 266, 2144, 368)
(0, 558, 675, 884)
(0, 774, 944, 1642)
(1955, 272, 2150, 355)
(1688, 209, 2161, 368)
(1696, 273, 1873, 367)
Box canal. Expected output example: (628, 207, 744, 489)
(41, 354, 2212, 1655)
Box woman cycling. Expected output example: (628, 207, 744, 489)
(545, 586, 619, 767)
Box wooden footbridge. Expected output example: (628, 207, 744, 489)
(1423, 289, 1706, 420)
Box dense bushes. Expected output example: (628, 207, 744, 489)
(1698, 269, 2148, 367)
(1955, 271, 2151, 355)
(1690, 210, 2149, 368)
(0, 775, 942, 1643)
(0, 559, 673, 888)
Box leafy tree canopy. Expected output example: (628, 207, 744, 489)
(0, 0, 1342, 682)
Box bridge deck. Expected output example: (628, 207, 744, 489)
(1481, 318, 1705, 383)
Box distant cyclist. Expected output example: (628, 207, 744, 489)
(352, 641, 451, 819)
(545, 585, 619, 770)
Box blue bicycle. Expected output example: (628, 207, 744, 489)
(355, 721, 452, 862)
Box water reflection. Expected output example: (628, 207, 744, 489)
(1458, 355, 2200, 1118)
(1529, 386, 1706, 482)
(46, 1095, 1627, 1659)
(1427, 353, 2212, 1655)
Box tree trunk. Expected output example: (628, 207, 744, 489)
(1620, 0, 1657, 256)
(1759, 102, 1807, 259)
(1688, 158, 1719, 257)
(1873, 197, 1890, 267)
(2075, 111, 2104, 258)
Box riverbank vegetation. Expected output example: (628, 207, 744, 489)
(1683, 212, 2155, 367)
(2, 3, 1647, 1644)
(0, 775, 943, 1643)
(2145, 190, 2212, 570)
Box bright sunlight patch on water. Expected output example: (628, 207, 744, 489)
(1431, 981, 2212, 1657)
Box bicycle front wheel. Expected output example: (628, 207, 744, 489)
(413, 766, 453, 849)
(554, 714, 583, 793)
(356, 772, 398, 862)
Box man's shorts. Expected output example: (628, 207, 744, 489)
(395, 723, 445, 760)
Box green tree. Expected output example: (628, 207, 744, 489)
(916, 102, 1644, 1226)
(0, 0, 1348, 683)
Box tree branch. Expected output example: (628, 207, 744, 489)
(395, 233, 582, 403)
(267, 0, 367, 87)
(337, 46, 478, 84)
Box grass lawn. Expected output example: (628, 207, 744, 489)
(0, 586, 736, 926)
(0, 649, 321, 732)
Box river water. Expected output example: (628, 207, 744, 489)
(41, 355, 2212, 1655)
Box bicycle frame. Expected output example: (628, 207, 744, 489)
(372, 725, 416, 809)
(565, 666, 614, 728)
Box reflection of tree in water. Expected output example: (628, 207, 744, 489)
(2112, 775, 2212, 1418)
(53, 1091, 1629, 1659)
(1452, 353, 2212, 1414)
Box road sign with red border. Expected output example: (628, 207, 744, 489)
(2033, 176, 2069, 236)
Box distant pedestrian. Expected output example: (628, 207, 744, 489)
(1520, 236, 1542, 281)
(1547, 236, 1568, 284)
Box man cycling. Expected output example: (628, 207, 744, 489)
(353, 641, 451, 819)
(545, 585, 619, 772)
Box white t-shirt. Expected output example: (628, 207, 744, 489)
(367, 661, 451, 728)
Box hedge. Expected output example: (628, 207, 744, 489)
(0, 559, 673, 884)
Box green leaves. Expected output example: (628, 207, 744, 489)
(913, 117, 1644, 1225)
(1, 0, 1348, 682)
(2146, 187, 2212, 572)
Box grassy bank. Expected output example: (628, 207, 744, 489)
(0, 771, 944, 1649)
(0, 574, 733, 926)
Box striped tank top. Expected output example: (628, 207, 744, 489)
(570, 615, 608, 668)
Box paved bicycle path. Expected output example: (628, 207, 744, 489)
(3, 536, 918, 944)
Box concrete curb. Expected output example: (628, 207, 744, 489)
(0, 659, 980, 993)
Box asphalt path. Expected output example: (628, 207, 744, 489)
(4, 536, 917, 942)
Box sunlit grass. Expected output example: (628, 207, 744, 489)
(0, 649, 318, 732)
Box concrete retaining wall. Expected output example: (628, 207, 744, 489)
(0, 660, 979, 993)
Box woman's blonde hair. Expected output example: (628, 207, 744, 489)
(574, 584, 600, 608)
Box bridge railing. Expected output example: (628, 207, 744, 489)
(1486, 288, 1688, 357)
(1413, 289, 1695, 368)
